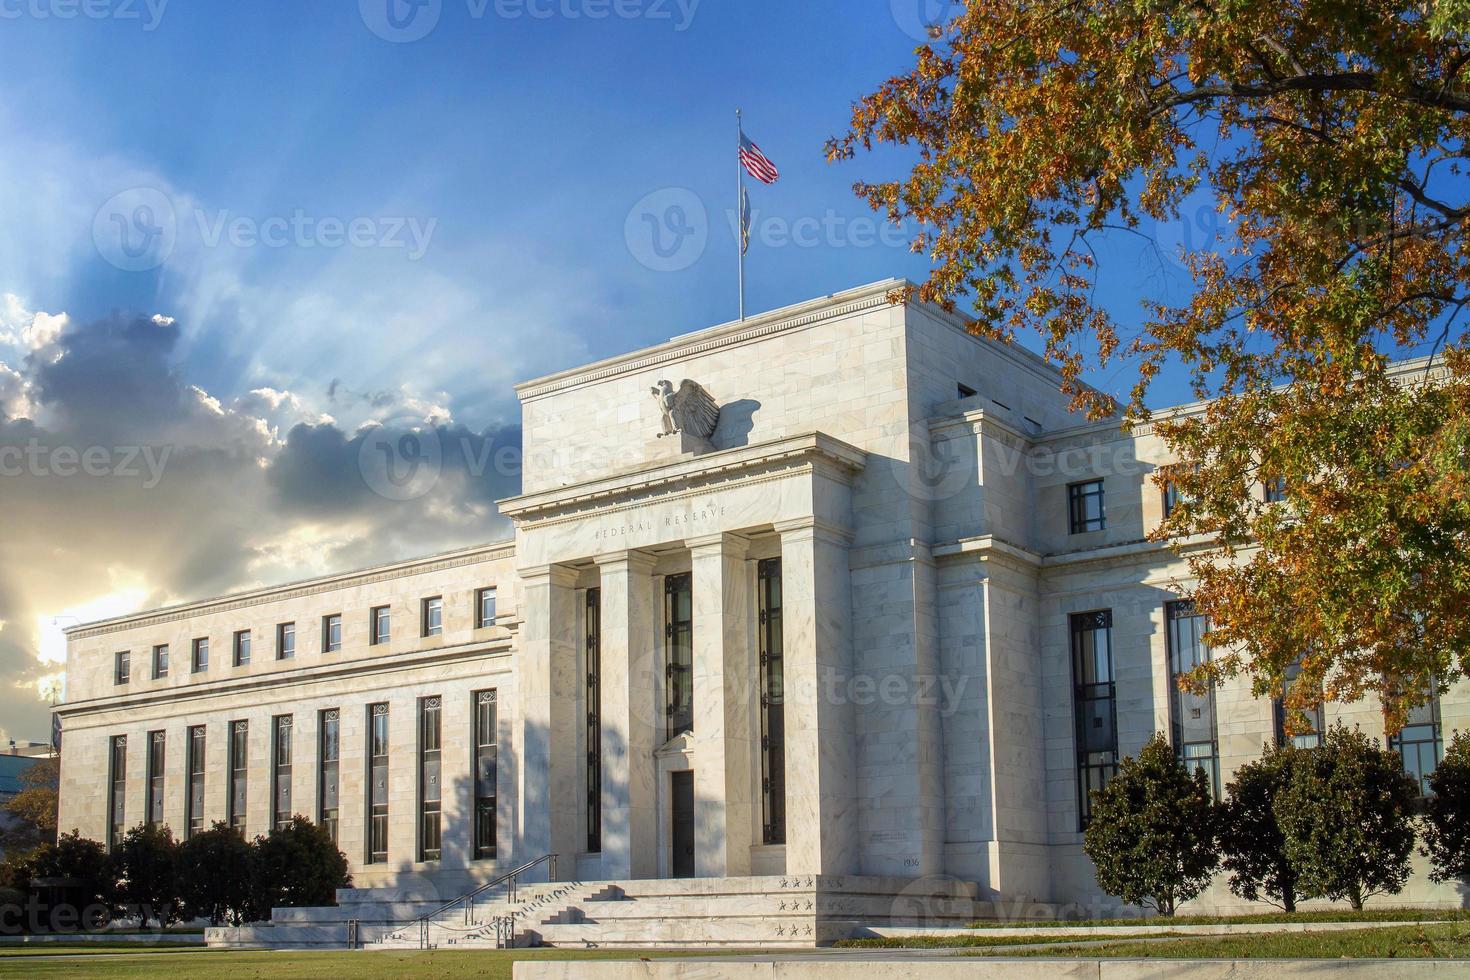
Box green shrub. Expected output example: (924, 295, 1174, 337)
(1220, 743, 1306, 912)
(177, 822, 253, 926)
(1423, 730, 1470, 884)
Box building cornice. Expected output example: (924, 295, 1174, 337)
(54, 637, 513, 718)
(498, 432, 867, 527)
(66, 541, 516, 639)
(514, 280, 907, 401)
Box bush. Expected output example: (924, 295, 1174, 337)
(1423, 731, 1470, 884)
(1083, 733, 1221, 916)
(249, 816, 351, 921)
(1220, 743, 1306, 912)
(177, 823, 253, 926)
(3, 831, 115, 933)
(114, 823, 181, 928)
(1278, 724, 1419, 910)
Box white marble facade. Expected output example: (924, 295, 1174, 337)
(55, 280, 1469, 911)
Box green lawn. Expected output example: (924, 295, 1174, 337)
(969, 907, 1470, 928)
(993, 923, 1470, 959)
(836, 933, 1175, 949)
(0, 944, 207, 956)
(0, 949, 711, 979)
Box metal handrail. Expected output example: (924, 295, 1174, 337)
(385, 853, 558, 950)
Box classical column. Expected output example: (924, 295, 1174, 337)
(688, 532, 754, 878)
(517, 564, 581, 876)
(777, 519, 857, 876)
(594, 550, 660, 879)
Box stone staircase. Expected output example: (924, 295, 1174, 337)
(206, 875, 1060, 950)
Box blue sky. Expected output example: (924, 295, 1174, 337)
(0, 0, 1212, 740)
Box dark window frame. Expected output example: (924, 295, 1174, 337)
(153, 644, 169, 679)
(1068, 479, 1106, 534)
(1274, 660, 1325, 749)
(272, 714, 293, 831)
(759, 558, 786, 845)
(1071, 609, 1118, 829)
(1389, 687, 1444, 799)
(585, 589, 602, 853)
(191, 636, 209, 674)
(370, 605, 391, 646)
(228, 719, 248, 833)
(322, 614, 342, 653)
(114, 650, 130, 686)
(475, 587, 497, 629)
(664, 572, 694, 741)
(419, 696, 442, 862)
(421, 596, 443, 638)
(107, 735, 127, 851)
(186, 725, 206, 839)
(318, 708, 340, 844)
(277, 622, 295, 661)
(474, 690, 498, 860)
(146, 730, 166, 828)
(1166, 600, 1220, 799)
(233, 629, 251, 667)
(367, 703, 389, 864)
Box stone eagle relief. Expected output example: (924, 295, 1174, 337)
(651, 379, 721, 441)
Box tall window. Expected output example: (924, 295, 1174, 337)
(585, 589, 602, 853)
(234, 630, 251, 667)
(277, 622, 295, 660)
(1068, 479, 1106, 533)
(1274, 660, 1325, 749)
(319, 709, 340, 843)
(664, 572, 693, 740)
(370, 606, 391, 646)
(1263, 477, 1288, 503)
(474, 690, 498, 859)
(476, 587, 497, 629)
(153, 644, 169, 679)
(272, 715, 293, 831)
(192, 637, 209, 673)
(114, 651, 130, 686)
(759, 558, 786, 845)
(1167, 601, 1220, 798)
(186, 725, 206, 839)
(228, 720, 248, 832)
(108, 735, 126, 851)
(419, 697, 442, 861)
(1071, 610, 1118, 828)
(422, 597, 443, 637)
(367, 703, 389, 864)
(1390, 688, 1444, 798)
(147, 730, 166, 827)
(322, 614, 342, 653)
(1162, 481, 1181, 519)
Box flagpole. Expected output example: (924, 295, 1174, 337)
(737, 108, 746, 322)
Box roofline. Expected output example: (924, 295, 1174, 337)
(65, 538, 515, 638)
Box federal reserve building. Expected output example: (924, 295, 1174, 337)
(52, 281, 1468, 946)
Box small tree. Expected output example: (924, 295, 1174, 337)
(114, 823, 181, 928)
(1423, 731, 1470, 884)
(1220, 744, 1307, 912)
(10, 831, 116, 932)
(177, 823, 253, 926)
(248, 816, 351, 921)
(1278, 724, 1419, 910)
(1083, 733, 1220, 916)
(0, 756, 59, 856)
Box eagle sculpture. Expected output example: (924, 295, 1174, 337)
(651, 379, 720, 441)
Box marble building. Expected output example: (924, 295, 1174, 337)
(55, 280, 1466, 917)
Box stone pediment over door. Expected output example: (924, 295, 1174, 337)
(655, 729, 695, 761)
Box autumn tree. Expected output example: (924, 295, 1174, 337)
(1082, 734, 1220, 916)
(0, 755, 59, 856)
(831, 0, 1470, 727)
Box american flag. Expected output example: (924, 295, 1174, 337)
(739, 133, 779, 184)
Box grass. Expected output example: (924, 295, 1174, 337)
(968, 907, 1470, 928)
(0, 949, 716, 979)
(835, 933, 1174, 949)
(991, 923, 1470, 959)
(0, 944, 208, 956)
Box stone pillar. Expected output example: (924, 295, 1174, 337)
(777, 519, 857, 876)
(517, 564, 581, 877)
(594, 550, 660, 880)
(688, 532, 754, 878)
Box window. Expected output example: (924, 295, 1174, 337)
(759, 558, 786, 845)
(192, 637, 209, 673)
(585, 589, 602, 853)
(108, 735, 126, 851)
(665, 572, 694, 740)
(1071, 610, 1118, 828)
(272, 715, 293, 831)
(422, 596, 443, 638)
(419, 696, 442, 861)
(1068, 479, 1106, 533)
(1162, 481, 1181, 519)
(367, 703, 389, 864)
(114, 651, 130, 686)
(147, 730, 166, 827)
(228, 720, 248, 832)
(319, 709, 340, 843)
(1390, 689, 1444, 798)
(322, 614, 342, 653)
(957, 382, 977, 399)
(1263, 477, 1287, 503)
(153, 644, 169, 679)
(370, 606, 391, 646)
(476, 587, 497, 629)
(1167, 601, 1220, 798)
(474, 690, 498, 859)
(1274, 660, 1325, 749)
(233, 630, 251, 667)
(277, 622, 295, 661)
(186, 726, 205, 839)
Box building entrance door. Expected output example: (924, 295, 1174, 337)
(671, 770, 694, 878)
